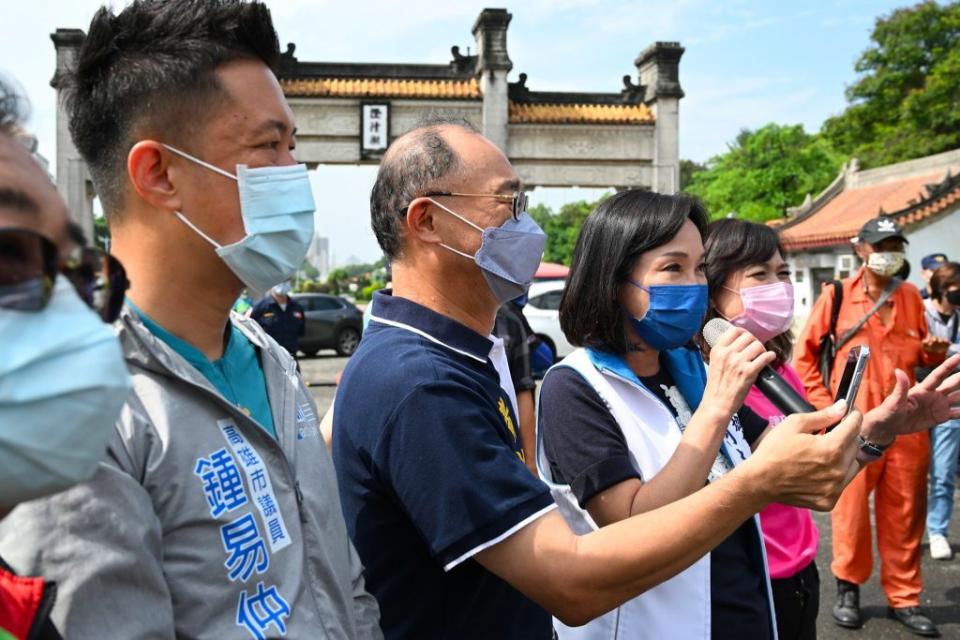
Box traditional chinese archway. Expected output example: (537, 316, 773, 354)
(51, 8, 684, 244)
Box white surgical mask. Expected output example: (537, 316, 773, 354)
(162, 144, 316, 293)
(866, 251, 905, 277)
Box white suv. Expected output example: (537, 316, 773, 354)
(522, 280, 574, 363)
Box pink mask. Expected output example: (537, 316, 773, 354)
(723, 281, 794, 342)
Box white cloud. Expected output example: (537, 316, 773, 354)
(680, 72, 823, 162)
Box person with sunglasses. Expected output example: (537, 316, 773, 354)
(0, 2, 381, 639)
(0, 79, 132, 640)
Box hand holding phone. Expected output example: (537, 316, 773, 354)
(834, 346, 871, 417)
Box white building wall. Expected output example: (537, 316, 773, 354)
(902, 206, 960, 291)
(306, 235, 330, 281)
(786, 250, 857, 332)
(786, 205, 960, 329)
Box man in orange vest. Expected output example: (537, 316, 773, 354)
(795, 216, 950, 637)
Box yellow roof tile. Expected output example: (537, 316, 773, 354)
(281, 77, 481, 99)
(508, 101, 654, 125)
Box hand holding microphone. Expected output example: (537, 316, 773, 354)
(700, 320, 779, 420)
(703, 318, 816, 416)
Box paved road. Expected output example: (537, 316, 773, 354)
(301, 353, 960, 637)
(814, 501, 960, 639)
(300, 352, 348, 415)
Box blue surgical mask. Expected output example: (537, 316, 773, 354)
(626, 280, 708, 351)
(430, 198, 546, 305)
(162, 144, 316, 293)
(0, 276, 132, 510)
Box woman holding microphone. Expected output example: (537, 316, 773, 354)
(537, 191, 960, 640)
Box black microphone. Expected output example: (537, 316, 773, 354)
(703, 318, 815, 416)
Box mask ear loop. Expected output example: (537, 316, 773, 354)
(624, 279, 653, 327)
(174, 211, 223, 250)
(161, 144, 238, 181)
(160, 143, 240, 251)
(427, 197, 483, 260)
(714, 285, 743, 323)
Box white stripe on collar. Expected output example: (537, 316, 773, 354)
(368, 314, 488, 364)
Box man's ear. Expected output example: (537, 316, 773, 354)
(406, 198, 443, 245)
(128, 141, 182, 212)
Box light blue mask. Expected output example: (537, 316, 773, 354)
(430, 198, 547, 305)
(163, 144, 316, 293)
(0, 276, 132, 510)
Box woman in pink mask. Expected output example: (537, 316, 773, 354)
(703, 218, 820, 640)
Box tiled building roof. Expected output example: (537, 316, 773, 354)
(778, 151, 960, 251)
(279, 77, 656, 125)
(508, 101, 654, 124)
(281, 77, 481, 100)
(278, 46, 657, 125)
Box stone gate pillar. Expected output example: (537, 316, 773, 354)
(472, 9, 511, 152)
(51, 29, 95, 242)
(637, 42, 684, 194)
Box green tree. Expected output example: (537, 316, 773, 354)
(679, 159, 706, 191)
(822, 1, 960, 167)
(685, 124, 844, 221)
(300, 260, 320, 281)
(326, 268, 350, 295)
(529, 194, 609, 266)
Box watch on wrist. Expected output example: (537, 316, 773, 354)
(857, 434, 893, 461)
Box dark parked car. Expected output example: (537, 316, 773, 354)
(292, 294, 363, 357)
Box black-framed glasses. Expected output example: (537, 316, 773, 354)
(0, 227, 129, 322)
(404, 190, 529, 220)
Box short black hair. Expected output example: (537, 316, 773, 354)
(370, 116, 479, 259)
(703, 218, 793, 364)
(560, 190, 709, 354)
(66, 0, 280, 218)
(930, 261, 960, 300)
(0, 77, 26, 137)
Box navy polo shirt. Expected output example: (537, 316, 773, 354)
(333, 291, 556, 639)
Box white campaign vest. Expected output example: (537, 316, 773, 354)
(536, 348, 777, 640)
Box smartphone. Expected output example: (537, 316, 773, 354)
(834, 345, 871, 416)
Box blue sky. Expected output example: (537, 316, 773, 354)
(1, 0, 909, 265)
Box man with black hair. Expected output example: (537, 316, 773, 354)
(0, 2, 381, 638)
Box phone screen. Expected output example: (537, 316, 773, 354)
(834, 345, 871, 416)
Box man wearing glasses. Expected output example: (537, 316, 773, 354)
(0, 2, 380, 638)
(0, 78, 131, 640)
